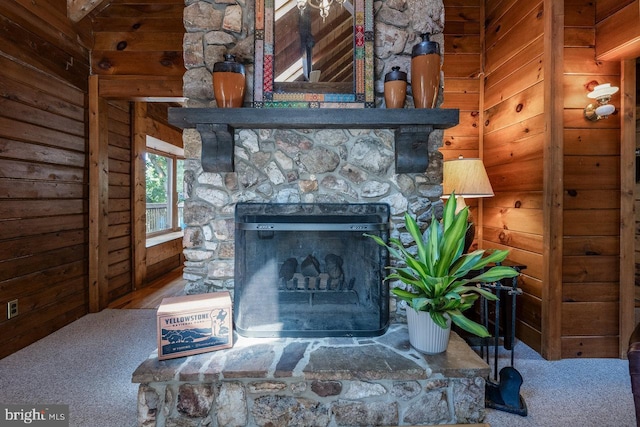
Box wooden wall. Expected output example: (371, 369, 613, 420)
(0, 1, 185, 357)
(84, 0, 185, 310)
(146, 238, 184, 284)
(560, 0, 621, 358)
(441, 0, 482, 253)
(88, 96, 183, 311)
(469, 0, 627, 359)
(442, 0, 551, 357)
(89, 0, 184, 100)
(0, 1, 90, 92)
(481, 0, 546, 354)
(442, 0, 481, 161)
(107, 100, 134, 302)
(634, 59, 640, 314)
(105, 99, 185, 298)
(0, 1, 90, 358)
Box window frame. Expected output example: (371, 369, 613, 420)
(145, 144, 184, 239)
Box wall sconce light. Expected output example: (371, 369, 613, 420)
(442, 156, 494, 252)
(584, 83, 619, 121)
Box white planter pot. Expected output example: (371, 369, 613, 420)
(406, 309, 451, 354)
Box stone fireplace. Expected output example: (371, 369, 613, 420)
(181, 0, 448, 317)
(130, 1, 493, 426)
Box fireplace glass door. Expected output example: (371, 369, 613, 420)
(234, 203, 390, 337)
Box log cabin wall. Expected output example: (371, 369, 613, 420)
(0, 0, 186, 357)
(444, 1, 549, 347)
(88, 0, 184, 100)
(91, 98, 184, 308)
(83, 1, 185, 310)
(146, 237, 184, 283)
(637, 59, 640, 312)
(107, 100, 134, 302)
(442, 0, 481, 162)
(474, 0, 632, 359)
(477, 0, 631, 359)
(481, 0, 546, 354)
(0, 1, 90, 358)
(103, 99, 184, 300)
(561, 0, 621, 358)
(441, 0, 482, 250)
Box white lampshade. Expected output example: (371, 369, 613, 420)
(587, 83, 619, 100)
(442, 157, 494, 199)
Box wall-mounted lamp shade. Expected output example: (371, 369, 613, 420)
(584, 83, 619, 121)
(442, 157, 494, 198)
(587, 83, 619, 100)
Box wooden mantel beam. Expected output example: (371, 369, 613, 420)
(67, 0, 110, 22)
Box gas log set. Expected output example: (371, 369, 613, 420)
(234, 203, 390, 338)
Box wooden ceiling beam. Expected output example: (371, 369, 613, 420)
(68, 0, 111, 22)
(595, 0, 640, 60)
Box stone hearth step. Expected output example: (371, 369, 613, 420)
(133, 323, 490, 427)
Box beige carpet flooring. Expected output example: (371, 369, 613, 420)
(0, 309, 636, 427)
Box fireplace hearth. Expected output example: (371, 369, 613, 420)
(234, 203, 390, 338)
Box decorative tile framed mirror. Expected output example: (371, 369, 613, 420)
(254, 0, 374, 108)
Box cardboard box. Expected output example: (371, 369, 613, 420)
(157, 292, 233, 360)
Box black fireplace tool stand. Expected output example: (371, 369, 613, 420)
(477, 264, 528, 417)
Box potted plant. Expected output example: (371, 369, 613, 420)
(366, 194, 520, 353)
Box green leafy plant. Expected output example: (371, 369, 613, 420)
(366, 194, 519, 338)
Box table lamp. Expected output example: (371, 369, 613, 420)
(442, 156, 494, 252)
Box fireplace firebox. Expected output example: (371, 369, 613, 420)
(234, 203, 390, 338)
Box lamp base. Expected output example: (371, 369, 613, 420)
(464, 220, 475, 253)
(584, 103, 598, 121)
(453, 196, 475, 253)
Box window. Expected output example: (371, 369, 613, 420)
(145, 136, 184, 236)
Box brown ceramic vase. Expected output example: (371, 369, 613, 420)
(213, 54, 246, 108)
(411, 33, 441, 109)
(384, 66, 407, 109)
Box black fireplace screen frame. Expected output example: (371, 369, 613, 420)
(234, 202, 390, 338)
